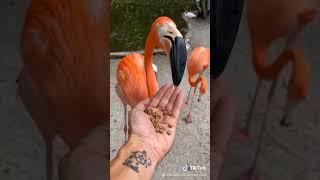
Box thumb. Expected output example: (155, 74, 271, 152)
(134, 98, 151, 111)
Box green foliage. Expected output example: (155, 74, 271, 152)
(111, 0, 195, 51)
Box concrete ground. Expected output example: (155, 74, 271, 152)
(220, 6, 320, 180)
(110, 17, 210, 179)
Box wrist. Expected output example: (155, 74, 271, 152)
(123, 134, 161, 167)
(111, 135, 160, 180)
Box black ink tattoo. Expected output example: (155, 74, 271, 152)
(122, 150, 152, 173)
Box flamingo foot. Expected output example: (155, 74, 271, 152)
(239, 167, 258, 180)
(183, 113, 192, 123)
(280, 113, 292, 127)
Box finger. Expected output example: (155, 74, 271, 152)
(149, 83, 171, 107)
(157, 84, 176, 108)
(159, 121, 176, 137)
(165, 86, 181, 113)
(160, 88, 184, 127)
(170, 89, 185, 119)
(134, 98, 151, 111)
(161, 118, 177, 129)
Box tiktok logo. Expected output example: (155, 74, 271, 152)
(182, 164, 206, 172)
(182, 165, 189, 172)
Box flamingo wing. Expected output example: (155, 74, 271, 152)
(20, 0, 107, 146)
(117, 53, 149, 108)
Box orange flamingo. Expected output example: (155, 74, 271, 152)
(240, 0, 317, 140)
(238, 0, 317, 179)
(116, 16, 187, 142)
(184, 47, 210, 123)
(18, 0, 108, 179)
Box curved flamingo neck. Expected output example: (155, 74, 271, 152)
(189, 75, 202, 87)
(189, 76, 207, 94)
(144, 30, 158, 97)
(253, 42, 309, 101)
(252, 42, 291, 80)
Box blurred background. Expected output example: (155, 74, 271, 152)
(0, 1, 69, 180)
(220, 4, 320, 180)
(110, 0, 195, 51)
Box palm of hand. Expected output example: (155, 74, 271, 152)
(128, 84, 185, 161)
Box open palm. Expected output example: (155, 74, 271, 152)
(128, 84, 185, 162)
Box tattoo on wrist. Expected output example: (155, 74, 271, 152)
(122, 150, 152, 173)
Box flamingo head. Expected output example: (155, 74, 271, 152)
(151, 16, 187, 86)
(187, 47, 210, 77)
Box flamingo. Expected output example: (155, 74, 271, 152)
(18, 0, 108, 179)
(116, 16, 187, 142)
(238, 0, 317, 179)
(239, 0, 317, 141)
(184, 47, 210, 123)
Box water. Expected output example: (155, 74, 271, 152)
(111, 0, 195, 52)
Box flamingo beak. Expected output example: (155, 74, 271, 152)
(166, 36, 187, 86)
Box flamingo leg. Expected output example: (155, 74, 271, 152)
(240, 78, 262, 141)
(280, 99, 297, 127)
(186, 86, 193, 105)
(184, 85, 198, 123)
(279, 13, 308, 127)
(198, 87, 202, 102)
(239, 82, 274, 180)
(123, 105, 128, 143)
(46, 141, 53, 180)
(263, 78, 279, 121)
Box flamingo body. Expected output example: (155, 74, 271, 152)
(248, 0, 315, 46)
(242, 0, 317, 137)
(19, 0, 108, 179)
(20, 0, 108, 147)
(247, 0, 315, 101)
(117, 53, 149, 107)
(239, 0, 317, 179)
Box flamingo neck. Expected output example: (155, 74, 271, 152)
(189, 75, 207, 94)
(253, 43, 309, 101)
(144, 31, 158, 97)
(189, 75, 202, 87)
(252, 43, 291, 80)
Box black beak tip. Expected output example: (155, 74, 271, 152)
(170, 37, 187, 86)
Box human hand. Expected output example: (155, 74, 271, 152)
(110, 84, 185, 180)
(127, 84, 185, 165)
